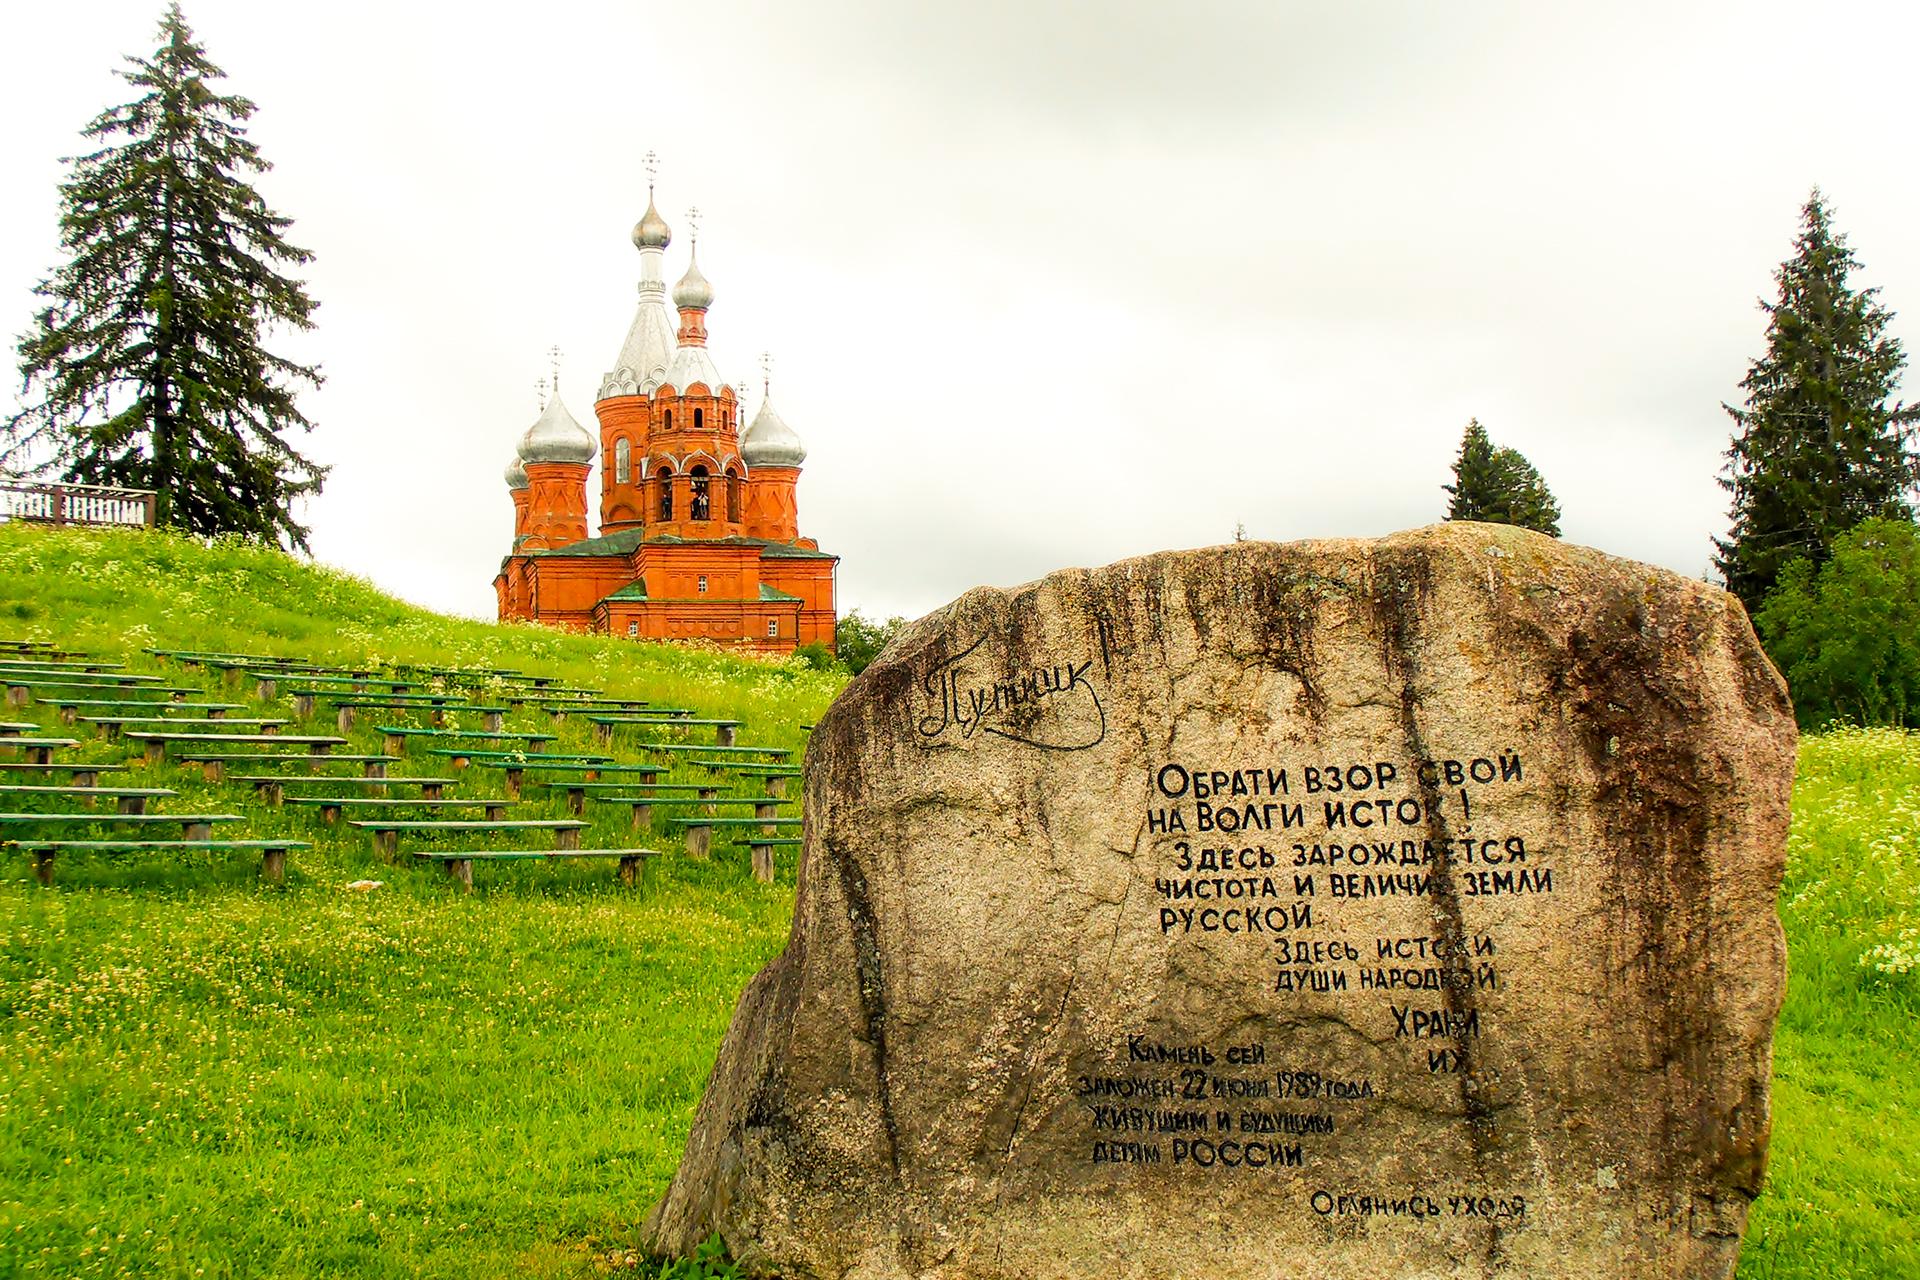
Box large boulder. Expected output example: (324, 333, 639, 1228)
(646, 524, 1795, 1279)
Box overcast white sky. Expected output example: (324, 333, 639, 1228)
(4, 2, 1917, 623)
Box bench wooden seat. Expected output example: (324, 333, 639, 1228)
(82, 715, 287, 740)
(8, 681, 196, 707)
(0, 657, 122, 672)
(746, 836, 804, 882)
(0, 761, 126, 785)
(132, 732, 347, 763)
(9, 838, 309, 884)
(380, 726, 555, 755)
(640, 742, 790, 758)
(0, 722, 36, 736)
(286, 796, 515, 823)
(586, 715, 743, 746)
(233, 773, 455, 801)
(666, 815, 803, 856)
(0, 784, 177, 813)
(50, 699, 243, 724)
(174, 752, 398, 781)
(0, 737, 82, 764)
(412, 847, 660, 889)
(689, 761, 802, 794)
(0, 812, 244, 839)
(602, 794, 793, 830)
(520, 762, 662, 775)
(331, 701, 508, 732)
(426, 750, 614, 793)
(349, 817, 589, 855)
(535, 778, 700, 814)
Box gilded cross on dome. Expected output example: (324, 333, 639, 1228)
(759, 351, 773, 394)
(686, 206, 701, 243)
(642, 149, 659, 195)
(548, 344, 563, 394)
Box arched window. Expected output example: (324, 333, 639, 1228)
(656, 466, 674, 520)
(615, 438, 630, 484)
(663, 409, 672, 432)
(725, 468, 742, 522)
(690, 466, 711, 521)
(694, 408, 704, 431)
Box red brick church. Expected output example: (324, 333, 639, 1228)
(494, 187, 835, 654)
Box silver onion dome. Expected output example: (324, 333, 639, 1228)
(672, 247, 714, 311)
(518, 391, 596, 465)
(741, 396, 807, 467)
(632, 195, 671, 251)
(504, 453, 529, 490)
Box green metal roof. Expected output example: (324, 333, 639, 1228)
(526, 529, 836, 562)
(758, 583, 802, 603)
(604, 579, 648, 601)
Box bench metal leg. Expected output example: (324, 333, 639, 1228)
(751, 843, 774, 884)
(32, 850, 54, 886)
(556, 828, 581, 851)
(261, 848, 286, 882)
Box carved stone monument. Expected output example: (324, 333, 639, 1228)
(646, 523, 1795, 1279)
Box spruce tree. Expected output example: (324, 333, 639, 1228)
(1715, 189, 1917, 610)
(1442, 418, 1562, 536)
(4, 3, 326, 549)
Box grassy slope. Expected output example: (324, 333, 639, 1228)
(0, 527, 839, 1279)
(0, 527, 1912, 1277)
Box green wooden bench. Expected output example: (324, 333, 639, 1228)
(0, 761, 126, 786)
(690, 761, 803, 795)
(0, 722, 35, 736)
(331, 700, 508, 732)
(233, 774, 456, 802)
(0, 656, 122, 672)
(379, 727, 556, 756)
(606, 795, 793, 831)
(665, 815, 803, 857)
(640, 743, 790, 760)
(82, 715, 288, 740)
(537, 777, 702, 815)
(426, 750, 615, 795)
(747, 836, 803, 883)
(0, 784, 176, 814)
(131, 732, 347, 764)
(412, 847, 660, 890)
(349, 817, 589, 855)
(586, 715, 743, 746)
(174, 753, 398, 781)
(283, 681, 419, 713)
(0, 812, 244, 839)
(286, 796, 516, 823)
(10, 838, 309, 884)
(9, 680, 197, 706)
(0, 737, 82, 765)
(50, 699, 243, 724)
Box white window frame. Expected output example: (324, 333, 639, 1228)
(697, 575, 708, 594)
(626, 620, 638, 637)
(766, 618, 779, 637)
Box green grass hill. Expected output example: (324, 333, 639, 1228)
(0, 525, 1914, 1278)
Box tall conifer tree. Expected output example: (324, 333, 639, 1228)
(1715, 189, 1916, 610)
(4, 4, 325, 549)
(1442, 418, 1562, 536)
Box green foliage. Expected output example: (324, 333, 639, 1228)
(792, 640, 836, 672)
(835, 608, 907, 675)
(5, 3, 326, 550)
(648, 1235, 743, 1278)
(1441, 418, 1562, 536)
(1716, 189, 1918, 610)
(1756, 518, 1920, 729)
(1740, 727, 1920, 1279)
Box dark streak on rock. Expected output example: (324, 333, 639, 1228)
(826, 833, 903, 1181)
